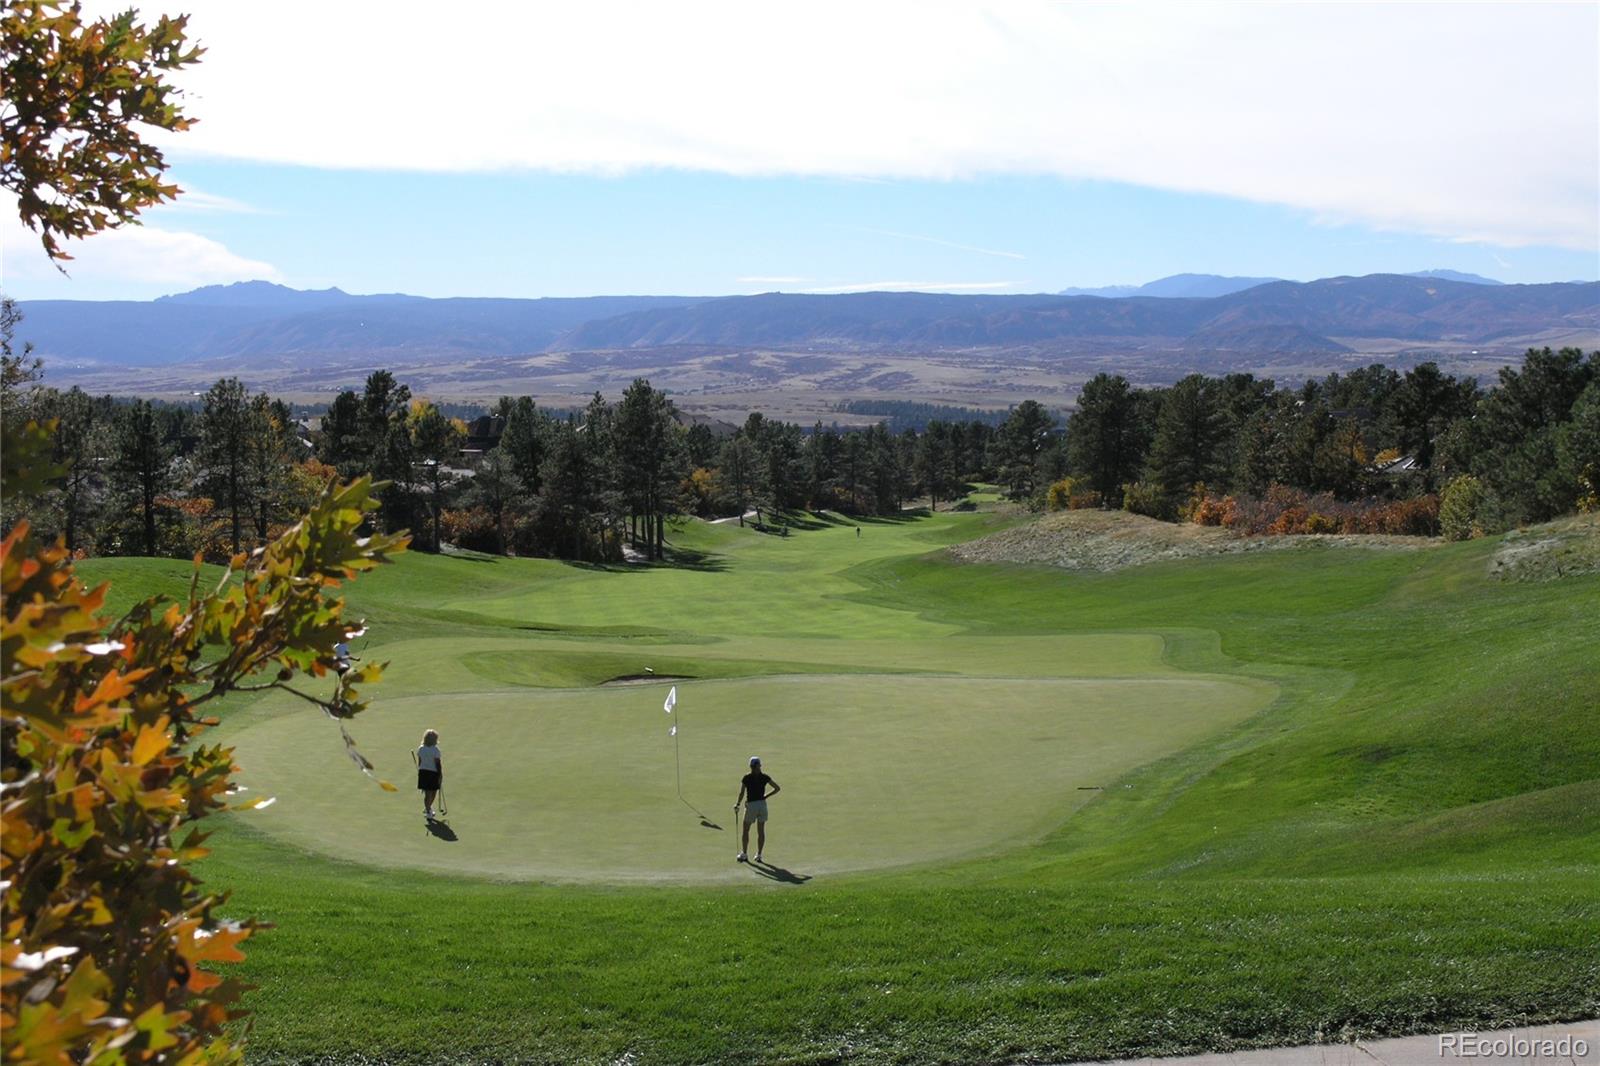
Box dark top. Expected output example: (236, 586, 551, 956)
(741, 771, 774, 802)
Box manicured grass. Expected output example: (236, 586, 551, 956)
(75, 512, 1600, 1064)
(228, 670, 1269, 882)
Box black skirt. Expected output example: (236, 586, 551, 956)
(417, 769, 441, 791)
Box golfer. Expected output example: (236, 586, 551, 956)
(416, 729, 444, 821)
(333, 640, 359, 675)
(734, 755, 780, 863)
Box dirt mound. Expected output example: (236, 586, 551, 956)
(1489, 513, 1600, 582)
(948, 509, 1428, 573)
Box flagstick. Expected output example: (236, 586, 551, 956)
(673, 699, 683, 802)
(665, 684, 711, 824)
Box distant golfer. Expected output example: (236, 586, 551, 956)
(855, 526, 861, 538)
(734, 756, 780, 864)
(333, 640, 359, 675)
(415, 729, 444, 821)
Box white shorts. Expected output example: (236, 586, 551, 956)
(743, 800, 769, 824)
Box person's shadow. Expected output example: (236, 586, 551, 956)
(749, 860, 810, 884)
(425, 819, 459, 842)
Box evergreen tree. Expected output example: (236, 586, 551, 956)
(684, 422, 719, 469)
(539, 421, 594, 560)
(805, 423, 840, 508)
(716, 434, 757, 524)
(498, 395, 546, 494)
(614, 379, 682, 560)
(915, 420, 959, 510)
(1066, 374, 1146, 505)
(1449, 347, 1597, 523)
(465, 448, 523, 554)
(243, 394, 297, 544)
(319, 389, 363, 474)
(360, 371, 415, 532)
(199, 377, 250, 553)
(109, 398, 171, 555)
(410, 402, 465, 552)
(993, 400, 1056, 500)
(1144, 375, 1229, 508)
(581, 391, 626, 558)
(40, 387, 105, 553)
(1389, 362, 1478, 485)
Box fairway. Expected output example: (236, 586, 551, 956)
(228, 670, 1271, 882)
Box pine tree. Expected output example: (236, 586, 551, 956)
(199, 377, 250, 553)
(109, 398, 172, 555)
(1066, 374, 1148, 505)
(1144, 375, 1229, 508)
(994, 400, 1056, 500)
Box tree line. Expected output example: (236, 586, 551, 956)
(4, 299, 1595, 561)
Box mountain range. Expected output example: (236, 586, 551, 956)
(16, 273, 1596, 370)
(1054, 270, 1506, 299)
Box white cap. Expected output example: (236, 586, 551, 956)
(749, 756, 761, 766)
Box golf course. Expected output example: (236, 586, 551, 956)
(79, 505, 1600, 1064)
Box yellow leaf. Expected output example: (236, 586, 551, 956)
(131, 720, 168, 766)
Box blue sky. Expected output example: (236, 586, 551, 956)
(9, 163, 1595, 301)
(2, 1, 1596, 301)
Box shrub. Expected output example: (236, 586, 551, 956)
(1178, 483, 1211, 522)
(1304, 512, 1339, 534)
(1121, 481, 1165, 519)
(1268, 506, 1310, 535)
(1045, 477, 1076, 511)
(1378, 495, 1441, 536)
(1440, 475, 1487, 541)
(2, 417, 407, 1065)
(441, 506, 501, 553)
(1068, 488, 1103, 510)
(1189, 493, 1237, 527)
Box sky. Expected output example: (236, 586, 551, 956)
(3, 0, 1597, 302)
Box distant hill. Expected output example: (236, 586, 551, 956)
(19, 293, 704, 366)
(1406, 269, 1504, 286)
(1058, 273, 1281, 299)
(154, 280, 372, 309)
(15, 274, 1597, 369)
(562, 275, 1597, 351)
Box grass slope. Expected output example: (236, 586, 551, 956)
(75, 509, 1600, 1064)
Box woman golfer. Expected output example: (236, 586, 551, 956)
(734, 755, 780, 863)
(415, 729, 444, 821)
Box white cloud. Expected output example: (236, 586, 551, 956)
(850, 228, 1026, 261)
(1, 210, 281, 294)
(163, 187, 262, 214)
(108, 0, 1598, 250)
(799, 280, 1017, 294)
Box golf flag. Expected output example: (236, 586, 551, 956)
(664, 686, 677, 714)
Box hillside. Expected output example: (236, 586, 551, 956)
(946, 509, 1430, 572)
(560, 275, 1597, 351)
(17, 275, 1598, 370)
(17, 291, 703, 366)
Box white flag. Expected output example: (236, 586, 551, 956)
(664, 685, 677, 714)
(668, 723, 677, 737)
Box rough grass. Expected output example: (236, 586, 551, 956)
(1489, 511, 1600, 583)
(74, 510, 1600, 1064)
(947, 508, 1430, 572)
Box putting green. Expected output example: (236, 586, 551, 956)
(226, 670, 1273, 883)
